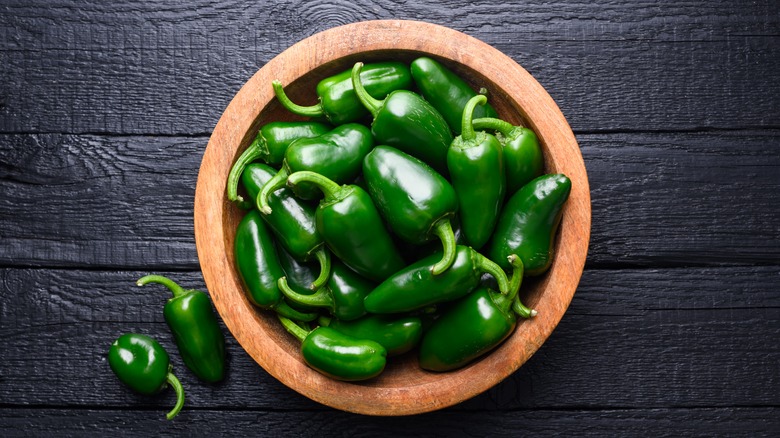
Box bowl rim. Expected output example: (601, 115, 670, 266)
(194, 19, 591, 416)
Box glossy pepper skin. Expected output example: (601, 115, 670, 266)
(278, 316, 387, 381)
(272, 62, 412, 125)
(472, 117, 544, 194)
(419, 256, 536, 372)
(234, 210, 317, 321)
(286, 170, 406, 282)
(487, 173, 572, 274)
(362, 146, 458, 275)
(351, 62, 453, 176)
(320, 314, 423, 357)
(108, 333, 185, 420)
(241, 162, 331, 290)
(257, 123, 373, 207)
(363, 245, 510, 314)
(275, 242, 319, 311)
(279, 259, 375, 321)
(447, 95, 506, 249)
(136, 275, 226, 383)
(410, 56, 499, 134)
(226, 122, 331, 204)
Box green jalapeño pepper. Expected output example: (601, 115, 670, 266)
(352, 62, 453, 176)
(234, 210, 317, 321)
(257, 123, 373, 207)
(319, 314, 423, 357)
(272, 62, 413, 125)
(419, 256, 536, 372)
(279, 259, 375, 321)
(275, 242, 319, 306)
(226, 121, 331, 204)
(285, 170, 406, 282)
(108, 333, 185, 420)
(137, 275, 226, 383)
(241, 162, 331, 290)
(410, 56, 499, 134)
(278, 316, 387, 381)
(472, 117, 544, 194)
(363, 245, 510, 314)
(487, 173, 572, 275)
(363, 145, 458, 275)
(447, 95, 506, 249)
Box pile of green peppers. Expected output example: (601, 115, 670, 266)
(228, 57, 572, 381)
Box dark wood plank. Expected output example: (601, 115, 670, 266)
(1, 2, 778, 134)
(1, 267, 777, 410)
(2, 131, 778, 269)
(0, 407, 777, 437)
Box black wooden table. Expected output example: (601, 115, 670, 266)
(1, 1, 778, 436)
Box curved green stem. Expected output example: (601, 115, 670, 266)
(226, 139, 265, 203)
(472, 117, 514, 137)
(505, 255, 536, 318)
(460, 95, 487, 142)
(272, 80, 324, 118)
(278, 276, 334, 310)
(310, 248, 331, 290)
(513, 297, 537, 319)
(164, 372, 185, 420)
(473, 250, 510, 295)
(430, 219, 457, 275)
(274, 301, 318, 322)
(277, 314, 309, 343)
(256, 167, 289, 215)
(351, 62, 382, 118)
(137, 274, 187, 299)
(287, 170, 341, 201)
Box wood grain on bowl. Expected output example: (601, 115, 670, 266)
(194, 19, 590, 416)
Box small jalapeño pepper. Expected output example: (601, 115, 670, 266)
(272, 62, 413, 125)
(108, 333, 185, 420)
(319, 314, 423, 357)
(137, 275, 226, 383)
(472, 117, 544, 194)
(447, 95, 506, 249)
(278, 316, 387, 381)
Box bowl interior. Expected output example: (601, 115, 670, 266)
(195, 20, 590, 416)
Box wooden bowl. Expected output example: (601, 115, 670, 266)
(194, 20, 591, 416)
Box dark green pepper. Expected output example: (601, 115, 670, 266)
(272, 62, 413, 125)
(226, 121, 331, 204)
(447, 95, 506, 249)
(241, 162, 331, 290)
(277, 316, 387, 381)
(275, 241, 319, 308)
(234, 210, 317, 321)
(472, 117, 544, 194)
(363, 245, 510, 314)
(410, 56, 499, 134)
(136, 275, 226, 383)
(319, 314, 422, 357)
(419, 256, 536, 372)
(352, 62, 453, 176)
(486, 173, 572, 274)
(279, 259, 375, 321)
(285, 170, 406, 282)
(108, 333, 185, 420)
(362, 145, 458, 275)
(257, 123, 373, 206)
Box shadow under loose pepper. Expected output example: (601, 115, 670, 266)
(447, 95, 506, 249)
(318, 314, 422, 357)
(285, 170, 406, 282)
(137, 275, 226, 383)
(362, 145, 458, 275)
(352, 62, 453, 176)
(108, 333, 185, 420)
(277, 315, 387, 381)
(272, 61, 413, 125)
(419, 255, 536, 372)
(410, 56, 499, 134)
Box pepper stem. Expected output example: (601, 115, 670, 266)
(226, 138, 265, 203)
(351, 62, 382, 118)
(472, 250, 510, 295)
(277, 314, 310, 343)
(287, 170, 341, 201)
(430, 219, 457, 275)
(461, 95, 487, 142)
(272, 80, 325, 118)
(504, 255, 536, 318)
(137, 275, 188, 299)
(310, 248, 332, 290)
(274, 301, 318, 322)
(164, 371, 185, 420)
(257, 166, 289, 215)
(278, 276, 334, 310)
(471, 117, 515, 137)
